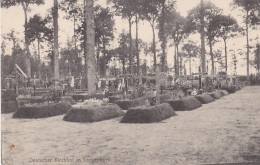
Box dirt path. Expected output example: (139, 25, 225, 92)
(2, 86, 260, 165)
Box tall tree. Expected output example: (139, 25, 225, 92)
(119, 32, 130, 76)
(110, 32, 130, 77)
(212, 15, 239, 73)
(94, 6, 115, 77)
(188, 1, 222, 74)
(60, 0, 82, 54)
(230, 49, 238, 74)
(157, 0, 175, 72)
(109, 0, 135, 75)
(213, 49, 225, 73)
(27, 15, 51, 79)
(3, 30, 19, 56)
(165, 12, 193, 76)
(233, 0, 260, 79)
(1, 0, 44, 78)
(85, 0, 96, 95)
(60, 38, 82, 77)
(141, 0, 160, 70)
(132, 0, 145, 75)
(27, 15, 50, 60)
(200, 0, 206, 73)
(53, 0, 60, 84)
(60, 0, 83, 76)
(182, 41, 200, 75)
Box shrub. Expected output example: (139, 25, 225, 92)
(120, 103, 175, 123)
(167, 96, 202, 111)
(210, 91, 223, 99)
(237, 84, 242, 90)
(49, 88, 63, 102)
(1, 101, 18, 113)
(115, 97, 148, 110)
(159, 93, 173, 103)
(226, 85, 236, 93)
(219, 90, 229, 96)
(13, 102, 71, 119)
(195, 94, 215, 104)
(1, 90, 16, 102)
(63, 104, 124, 122)
(108, 95, 122, 103)
(61, 96, 76, 105)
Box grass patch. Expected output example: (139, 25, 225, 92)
(195, 94, 215, 104)
(63, 104, 124, 122)
(167, 96, 202, 111)
(120, 103, 175, 123)
(115, 97, 148, 110)
(210, 91, 223, 99)
(13, 102, 71, 119)
(1, 101, 18, 113)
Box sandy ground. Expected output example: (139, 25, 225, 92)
(1, 86, 260, 165)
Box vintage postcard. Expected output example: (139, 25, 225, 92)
(1, 0, 260, 164)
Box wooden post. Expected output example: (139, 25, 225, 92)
(156, 65, 160, 105)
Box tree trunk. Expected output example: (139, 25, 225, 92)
(22, 3, 31, 78)
(37, 38, 40, 60)
(246, 10, 250, 80)
(160, 2, 167, 72)
(156, 65, 160, 105)
(175, 43, 179, 77)
(209, 39, 214, 75)
(257, 44, 260, 74)
(11, 37, 16, 55)
(189, 56, 192, 75)
(177, 44, 180, 75)
(73, 15, 78, 75)
(128, 18, 133, 74)
(37, 38, 41, 79)
(102, 37, 106, 77)
(174, 44, 178, 76)
(85, 0, 96, 95)
(122, 57, 126, 76)
(53, 0, 60, 85)
(73, 15, 77, 53)
(83, 0, 87, 78)
(178, 45, 183, 75)
(135, 14, 140, 75)
(224, 38, 228, 73)
(97, 42, 100, 77)
(151, 24, 157, 71)
(200, 0, 206, 73)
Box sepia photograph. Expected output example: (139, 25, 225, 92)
(1, 0, 260, 164)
